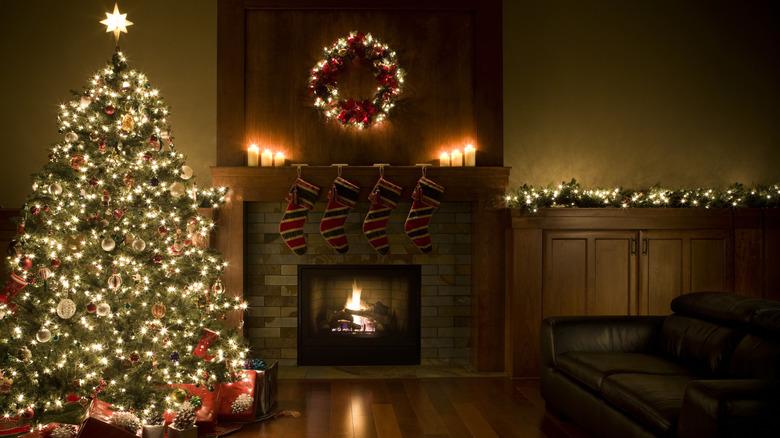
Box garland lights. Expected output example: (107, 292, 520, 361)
(309, 31, 404, 129)
(505, 179, 780, 214)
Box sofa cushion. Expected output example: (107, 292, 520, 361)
(557, 352, 691, 392)
(729, 334, 780, 380)
(601, 373, 692, 435)
(661, 315, 745, 376)
(671, 292, 771, 325)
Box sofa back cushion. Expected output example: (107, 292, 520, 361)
(661, 315, 744, 376)
(729, 308, 780, 379)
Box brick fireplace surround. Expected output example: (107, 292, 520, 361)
(211, 166, 509, 371)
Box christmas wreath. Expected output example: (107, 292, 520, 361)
(309, 31, 404, 129)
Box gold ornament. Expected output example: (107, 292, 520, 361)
(101, 237, 116, 252)
(36, 327, 52, 343)
(56, 298, 77, 319)
(180, 165, 194, 180)
(131, 237, 146, 252)
(96, 302, 111, 317)
(151, 302, 166, 319)
(212, 279, 224, 295)
(120, 114, 135, 132)
(169, 182, 186, 198)
(48, 182, 63, 196)
(171, 388, 187, 403)
(108, 273, 122, 290)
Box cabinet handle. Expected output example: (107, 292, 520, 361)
(630, 239, 637, 255)
(641, 239, 648, 255)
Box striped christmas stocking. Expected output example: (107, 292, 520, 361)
(279, 177, 320, 255)
(405, 176, 445, 253)
(320, 177, 360, 253)
(363, 177, 403, 255)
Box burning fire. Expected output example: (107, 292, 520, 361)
(346, 280, 363, 312)
(332, 280, 375, 333)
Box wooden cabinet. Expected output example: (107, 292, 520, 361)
(639, 230, 732, 314)
(542, 231, 637, 318)
(505, 209, 775, 378)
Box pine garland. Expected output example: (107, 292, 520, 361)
(505, 179, 780, 214)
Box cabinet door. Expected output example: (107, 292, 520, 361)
(640, 229, 733, 315)
(543, 231, 638, 318)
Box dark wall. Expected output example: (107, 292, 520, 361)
(504, 0, 780, 188)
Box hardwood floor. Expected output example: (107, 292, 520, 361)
(230, 378, 585, 438)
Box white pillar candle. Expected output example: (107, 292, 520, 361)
(247, 144, 260, 167)
(261, 149, 273, 167)
(274, 151, 286, 167)
(439, 152, 450, 167)
(464, 144, 476, 167)
(450, 149, 463, 167)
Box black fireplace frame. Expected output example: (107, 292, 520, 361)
(297, 264, 421, 366)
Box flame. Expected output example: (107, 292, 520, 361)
(346, 279, 362, 311)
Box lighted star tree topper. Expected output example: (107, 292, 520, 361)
(0, 3, 248, 425)
(100, 3, 133, 46)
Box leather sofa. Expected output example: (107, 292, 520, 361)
(540, 292, 780, 437)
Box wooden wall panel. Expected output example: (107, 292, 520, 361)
(543, 236, 587, 317)
(219, 0, 503, 167)
(642, 235, 684, 315)
(592, 236, 635, 315)
(690, 237, 729, 292)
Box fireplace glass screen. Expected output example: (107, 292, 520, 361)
(298, 265, 421, 365)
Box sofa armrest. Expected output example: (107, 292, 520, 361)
(540, 316, 665, 368)
(677, 380, 780, 438)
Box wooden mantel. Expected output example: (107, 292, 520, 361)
(211, 165, 511, 371)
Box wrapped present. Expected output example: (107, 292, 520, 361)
(165, 384, 221, 433)
(217, 361, 278, 421)
(18, 423, 77, 438)
(76, 417, 135, 438)
(217, 370, 258, 422)
(85, 399, 112, 422)
(0, 416, 31, 437)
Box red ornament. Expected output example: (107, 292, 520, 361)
(88, 177, 99, 187)
(113, 209, 124, 220)
(16, 223, 25, 234)
(70, 154, 85, 171)
(65, 393, 80, 404)
(30, 206, 40, 216)
(86, 302, 97, 313)
(148, 135, 160, 149)
(98, 141, 107, 154)
(102, 190, 110, 206)
(20, 257, 33, 271)
(192, 328, 219, 361)
(158, 226, 168, 235)
(129, 352, 140, 363)
(104, 105, 115, 115)
(50, 258, 61, 269)
(152, 255, 163, 264)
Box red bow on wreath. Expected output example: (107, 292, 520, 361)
(337, 99, 379, 125)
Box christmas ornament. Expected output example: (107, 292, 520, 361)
(231, 394, 254, 414)
(38, 266, 52, 280)
(120, 114, 135, 132)
(320, 176, 360, 253)
(30, 205, 40, 216)
(113, 209, 124, 220)
(101, 236, 116, 251)
(108, 273, 122, 290)
(86, 302, 97, 313)
(129, 352, 140, 363)
(98, 141, 107, 153)
(123, 173, 135, 187)
(212, 279, 224, 295)
(20, 257, 33, 270)
(65, 131, 79, 143)
(150, 177, 160, 186)
(193, 328, 219, 361)
(69, 154, 85, 170)
(102, 189, 111, 205)
(158, 225, 168, 235)
(151, 302, 166, 319)
(0, 373, 12, 394)
(104, 105, 116, 115)
(180, 165, 194, 180)
(279, 177, 320, 255)
(171, 388, 188, 403)
(363, 176, 402, 255)
(169, 181, 185, 198)
(79, 95, 92, 109)
(404, 176, 445, 253)
(131, 237, 146, 251)
(18, 347, 32, 362)
(96, 302, 111, 317)
(57, 298, 77, 319)
(170, 351, 180, 362)
(152, 254, 163, 264)
(36, 327, 52, 343)
(48, 182, 63, 196)
(309, 31, 403, 128)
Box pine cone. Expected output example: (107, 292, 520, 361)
(173, 401, 196, 430)
(231, 393, 254, 414)
(51, 425, 78, 438)
(110, 411, 141, 433)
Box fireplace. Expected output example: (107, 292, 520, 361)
(298, 265, 421, 365)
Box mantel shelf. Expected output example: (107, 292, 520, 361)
(211, 166, 511, 203)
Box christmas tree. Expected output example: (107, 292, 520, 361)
(0, 49, 248, 424)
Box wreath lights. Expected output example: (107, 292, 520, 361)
(309, 31, 404, 129)
(505, 179, 780, 214)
